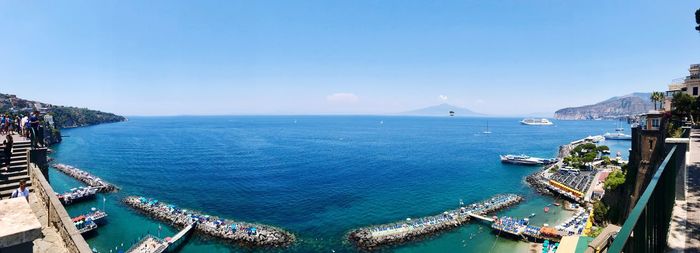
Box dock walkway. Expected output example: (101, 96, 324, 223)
(469, 213, 495, 223)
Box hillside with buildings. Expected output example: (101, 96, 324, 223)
(554, 93, 653, 120)
(0, 93, 126, 128)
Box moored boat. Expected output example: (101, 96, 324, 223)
(57, 187, 98, 205)
(520, 118, 553, 126)
(500, 155, 557, 166)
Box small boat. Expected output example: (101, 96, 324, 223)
(520, 118, 553, 126)
(530, 213, 536, 217)
(553, 203, 561, 207)
(544, 207, 550, 213)
(483, 121, 492, 134)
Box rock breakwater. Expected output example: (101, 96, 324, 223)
(123, 196, 295, 248)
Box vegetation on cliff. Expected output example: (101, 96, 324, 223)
(0, 93, 125, 129)
(49, 106, 125, 128)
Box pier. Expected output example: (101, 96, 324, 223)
(123, 196, 295, 248)
(469, 213, 495, 223)
(347, 194, 523, 250)
(126, 223, 195, 253)
(52, 163, 119, 192)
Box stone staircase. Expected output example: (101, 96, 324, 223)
(0, 140, 33, 199)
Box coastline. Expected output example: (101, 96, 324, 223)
(46, 116, 630, 253)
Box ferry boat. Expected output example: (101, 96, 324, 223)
(500, 155, 556, 166)
(520, 118, 553, 126)
(57, 187, 98, 205)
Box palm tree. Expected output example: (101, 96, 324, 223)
(650, 92, 660, 110)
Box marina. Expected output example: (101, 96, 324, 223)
(52, 163, 119, 192)
(489, 207, 593, 243)
(347, 194, 523, 250)
(123, 196, 295, 248)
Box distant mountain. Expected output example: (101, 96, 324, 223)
(400, 103, 484, 116)
(0, 93, 126, 128)
(554, 92, 654, 120)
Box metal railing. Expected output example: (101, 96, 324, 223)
(608, 130, 688, 252)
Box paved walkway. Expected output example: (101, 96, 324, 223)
(669, 129, 700, 252)
(29, 195, 69, 253)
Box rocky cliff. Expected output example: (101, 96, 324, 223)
(554, 93, 653, 120)
(0, 93, 126, 129)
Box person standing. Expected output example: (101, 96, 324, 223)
(2, 135, 12, 171)
(0, 114, 5, 135)
(11, 179, 30, 200)
(21, 114, 29, 137)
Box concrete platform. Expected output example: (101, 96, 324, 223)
(0, 198, 42, 250)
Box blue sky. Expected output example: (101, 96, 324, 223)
(0, 1, 699, 116)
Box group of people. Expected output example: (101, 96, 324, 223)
(0, 111, 41, 138)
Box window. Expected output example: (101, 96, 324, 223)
(651, 118, 660, 128)
(693, 86, 698, 96)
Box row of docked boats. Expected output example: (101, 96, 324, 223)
(72, 207, 108, 235)
(500, 154, 557, 165)
(57, 186, 98, 206)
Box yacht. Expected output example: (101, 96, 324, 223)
(605, 121, 631, 140)
(500, 154, 556, 165)
(604, 131, 632, 140)
(520, 118, 553, 126)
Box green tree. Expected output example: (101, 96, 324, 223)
(672, 92, 695, 122)
(593, 201, 609, 225)
(604, 170, 626, 190)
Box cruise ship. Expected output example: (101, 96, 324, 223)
(520, 118, 554, 126)
(500, 154, 556, 165)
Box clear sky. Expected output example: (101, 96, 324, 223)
(1, 1, 699, 116)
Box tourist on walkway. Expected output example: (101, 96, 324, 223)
(11, 179, 29, 200)
(21, 114, 29, 137)
(2, 134, 12, 171)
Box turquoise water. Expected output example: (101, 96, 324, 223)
(48, 116, 630, 253)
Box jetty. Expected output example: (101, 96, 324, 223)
(123, 196, 295, 248)
(52, 163, 119, 192)
(126, 223, 195, 253)
(347, 194, 523, 250)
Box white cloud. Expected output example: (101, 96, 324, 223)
(439, 95, 448, 101)
(475, 99, 485, 104)
(326, 93, 359, 104)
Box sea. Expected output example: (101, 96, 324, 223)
(47, 116, 631, 253)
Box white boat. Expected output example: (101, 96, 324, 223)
(500, 154, 556, 165)
(520, 118, 553, 126)
(604, 132, 632, 140)
(483, 121, 492, 134)
(604, 122, 631, 140)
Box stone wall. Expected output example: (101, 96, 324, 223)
(28, 163, 92, 253)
